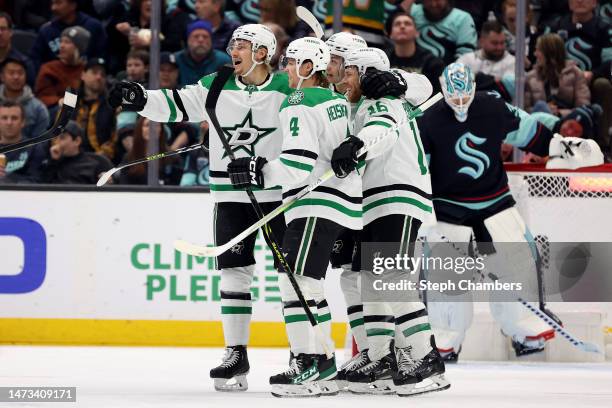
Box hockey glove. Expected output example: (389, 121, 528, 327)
(360, 68, 407, 99)
(227, 156, 268, 189)
(331, 136, 364, 178)
(108, 81, 148, 111)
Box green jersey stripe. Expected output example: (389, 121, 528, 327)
(161, 89, 177, 122)
(280, 157, 314, 172)
(364, 196, 433, 213)
(289, 198, 362, 217)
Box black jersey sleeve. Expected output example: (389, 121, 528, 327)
(501, 101, 553, 157)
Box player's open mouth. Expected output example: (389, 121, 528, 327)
(233, 59, 242, 68)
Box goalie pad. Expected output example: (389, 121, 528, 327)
(546, 134, 604, 170)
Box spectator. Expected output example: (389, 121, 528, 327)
(525, 33, 591, 117)
(0, 101, 45, 183)
(453, 0, 496, 32)
(409, 0, 478, 65)
(547, 0, 612, 154)
(29, 0, 107, 70)
(122, 49, 149, 85)
(39, 120, 113, 184)
(259, 0, 310, 42)
(180, 121, 210, 186)
(119, 116, 182, 185)
(457, 20, 516, 79)
(160, 51, 179, 88)
(385, 11, 445, 92)
(322, 0, 389, 48)
(194, 0, 241, 52)
(115, 0, 193, 52)
(74, 57, 118, 162)
(500, 0, 538, 69)
(0, 57, 49, 140)
(174, 20, 231, 87)
(532, 0, 569, 28)
(35, 26, 89, 110)
(0, 13, 36, 87)
(262, 22, 289, 72)
(11, 0, 52, 31)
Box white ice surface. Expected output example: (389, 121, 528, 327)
(1, 346, 611, 408)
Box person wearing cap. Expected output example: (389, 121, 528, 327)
(0, 12, 36, 87)
(29, 0, 107, 70)
(160, 51, 179, 89)
(73, 57, 118, 163)
(39, 120, 114, 184)
(174, 19, 231, 87)
(35, 26, 90, 109)
(194, 0, 241, 52)
(0, 57, 49, 140)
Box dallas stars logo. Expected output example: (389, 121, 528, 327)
(288, 90, 304, 105)
(221, 109, 276, 158)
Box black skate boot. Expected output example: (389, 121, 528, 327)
(336, 349, 370, 391)
(439, 346, 461, 363)
(316, 354, 339, 396)
(209, 345, 249, 392)
(346, 347, 397, 395)
(393, 337, 450, 397)
(270, 353, 321, 398)
(512, 338, 545, 356)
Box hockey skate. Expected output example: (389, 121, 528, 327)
(210, 345, 250, 392)
(346, 350, 397, 395)
(439, 346, 461, 363)
(336, 349, 370, 391)
(316, 354, 339, 396)
(393, 342, 450, 397)
(270, 353, 321, 398)
(512, 338, 546, 357)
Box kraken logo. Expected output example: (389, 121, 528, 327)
(455, 132, 490, 179)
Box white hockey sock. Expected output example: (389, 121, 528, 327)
(220, 265, 255, 346)
(310, 278, 334, 355)
(340, 267, 368, 351)
(393, 301, 433, 360)
(279, 273, 320, 355)
(363, 300, 395, 361)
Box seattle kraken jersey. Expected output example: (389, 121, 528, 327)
(411, 4, 477, 65)
(263, 87, 362, 230)
(548, 15, 612, 72)
(139, 71, 292, 203)
(354, 96, 434, 226)
(417, 91, 553, 216)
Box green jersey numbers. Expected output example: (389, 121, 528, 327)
(290, 117, 300, 136)
(327, 103, 348, 122)
(367, 101, 389, 115)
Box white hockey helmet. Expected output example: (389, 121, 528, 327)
(283, 37, 331, 89)
(228, 24, 277, 76)
(325, 32, 367, 60)
(439, 62, 476, 123)
(343, 47, 390, 77)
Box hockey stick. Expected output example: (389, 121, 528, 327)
(205, 65, 333, 358)
(97, 141, 206, 186)
(296, 6, 324, 39)
(175, 92, 443, 258)
(0, 90, 77, 154)
(425, 232, 602, 354)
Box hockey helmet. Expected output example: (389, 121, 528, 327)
(227, 24, 277, 77)
(439, 62, 475, 123)
(282, 37, 331, 88)
(325, 32, 367, 60)
(343, 47, 390, 77)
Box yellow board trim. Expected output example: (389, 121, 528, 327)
(605, 326, 612, 334)
(0, 318, 348, 347)
(324, 15, 384, 30)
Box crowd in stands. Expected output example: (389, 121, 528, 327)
(0, 0, 610, 185)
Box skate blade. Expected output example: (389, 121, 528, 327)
(395, 374, 450, 397)
(348, 379, 395, 395)
(271, 383, 321, 398)
(335, 379, 349, 392)
(318, 380, 340, 396)
(214, 375, 248, 392)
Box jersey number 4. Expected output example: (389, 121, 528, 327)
(290, 117, 300, 137)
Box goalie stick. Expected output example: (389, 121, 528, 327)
(0, 90, 78, 154)
(175, 92, 443, 259)
(204, 65, 333, 358)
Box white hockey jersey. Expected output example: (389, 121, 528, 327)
(262, 87, 362, 230)
(354, 95, 435, 226)
(139, 71, 293, 203)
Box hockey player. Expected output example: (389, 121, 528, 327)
(330, 47, 449, 397)
(417, 62, 558, 360)
(225, 37, 360, 397)
(109, 24, 291, 392)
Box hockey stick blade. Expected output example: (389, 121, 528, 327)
(97, 167, 120, 187)
(296, 6, 324, 39)
(175, 93, 442, 258)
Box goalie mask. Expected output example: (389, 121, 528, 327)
(281, 37, 330, 89)
(227, 24, 277, 77)
(440, 62, 475, 123)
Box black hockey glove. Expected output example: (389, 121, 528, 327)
(331, 136, 364, 178)
(360, 68, 407, 99)
(227, 156, 268, 189)
(108, 81, 148, 111)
